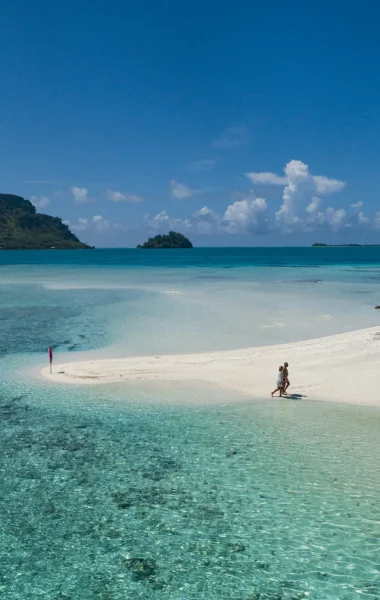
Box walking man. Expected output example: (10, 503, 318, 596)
(283, 362, 290, 395)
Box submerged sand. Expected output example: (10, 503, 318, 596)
(41, 326, 380, 407)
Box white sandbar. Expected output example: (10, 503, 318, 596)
(41, 327, 380, 407)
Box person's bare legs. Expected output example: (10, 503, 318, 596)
(271, 387, 280, 397)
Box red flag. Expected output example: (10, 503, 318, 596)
(48, 346, 53, 364)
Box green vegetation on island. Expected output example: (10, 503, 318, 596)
(137, 231, 193, 249)
(0, 194, 92, 250)
(312, 243, 380, 247)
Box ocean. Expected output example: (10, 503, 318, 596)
(0, 248, 379, 599)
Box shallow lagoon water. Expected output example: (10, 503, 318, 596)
(2, 249, 380, 357)
(0, 248, 380, 599)
(1, 383, 379, 600)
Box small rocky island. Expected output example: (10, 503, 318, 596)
(0, 194, 92, 249)
(137, 231, 193, 249)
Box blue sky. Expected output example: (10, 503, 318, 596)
(2, 0, 380, 246)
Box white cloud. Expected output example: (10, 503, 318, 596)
(212, 126, 249, 150)
(170, 179, 196, 199)
(324, 207, 347, 231)
(71, 186, 89, 204)
(185, 159, 218, 172)
(71, 215, 124, 233)
(142, 158, 366, 237)
(192, 206, 219, 233)
(246, 172, 287, 185)
(149, 211, 191, 230)
(62, 219, 70, 226)
(275, 160, 345, 231)
(249, 162, 345, 196)
(151, 211, 170, 225)
(351, 201, 363, 209)
(106, 190, 145, 203)
(313, 175, 345, 194)
(306, 196, 322, 214)
(147, 207, 218, 234)
(92, 216, 111, 231)
(275, 160, 310, 229)
(374, 213, 380, 229)
(30, 195, 50, 208)
(247, 161, 346, 232)
(194, 206, 217, 219)
(358, 212, 369, 225)
(145, 192, 373, 237)
(223, 196, 269, 234)
(72, 218, 89, 231)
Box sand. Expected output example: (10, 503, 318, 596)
(41, 326, 380, 407)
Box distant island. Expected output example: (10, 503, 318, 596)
(137, 231, 193, 249)
(312, 243, 380, 247)
(0, 194, 92, 250)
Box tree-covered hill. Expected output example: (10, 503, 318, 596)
(137, 231, 193, 249)
(0, 194, 92, 249)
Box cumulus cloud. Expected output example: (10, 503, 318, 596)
(91, 215, 113, 232)
(212, 126, 249, 150)
(313, 175, 345, 194)
(246, 172, 287, 185)
(306, 196, 322, 214)
(72, 218, 89, 230)
(30, 195, 50, 209)
(245, 161, 346, 231)
(142, 159, 371, 237)
(71, 215, 124, 233)
(71, 186, 89, 204)
(149, 210, 192, 230)
(249, 162, 345, 197)
(106, 190, 145, 203)
(222, 196, 269, 234)
(150, 211, 170, 226)
(373, 213, 380, 229)
(147, 206, 219, 234)
(192, 206, 220, 233)
(185, 159, 218, 172)
(274, 160, 345, 231)
(145, 193, 374, 237)
(324, 207, 347, 231)
(170, 179, 196, 199)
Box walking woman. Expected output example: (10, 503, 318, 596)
(271, 365, 284, 397)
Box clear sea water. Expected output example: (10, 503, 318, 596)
(0, 248, 379, 599)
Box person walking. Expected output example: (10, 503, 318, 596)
(271, 365, 284, 397)
(283, 362, 290, 395)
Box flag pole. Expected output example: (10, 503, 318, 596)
(48, 346, 53, 374)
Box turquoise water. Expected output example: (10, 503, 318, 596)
(0, 248, 380, 599)
(4, 246, 380, 267)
